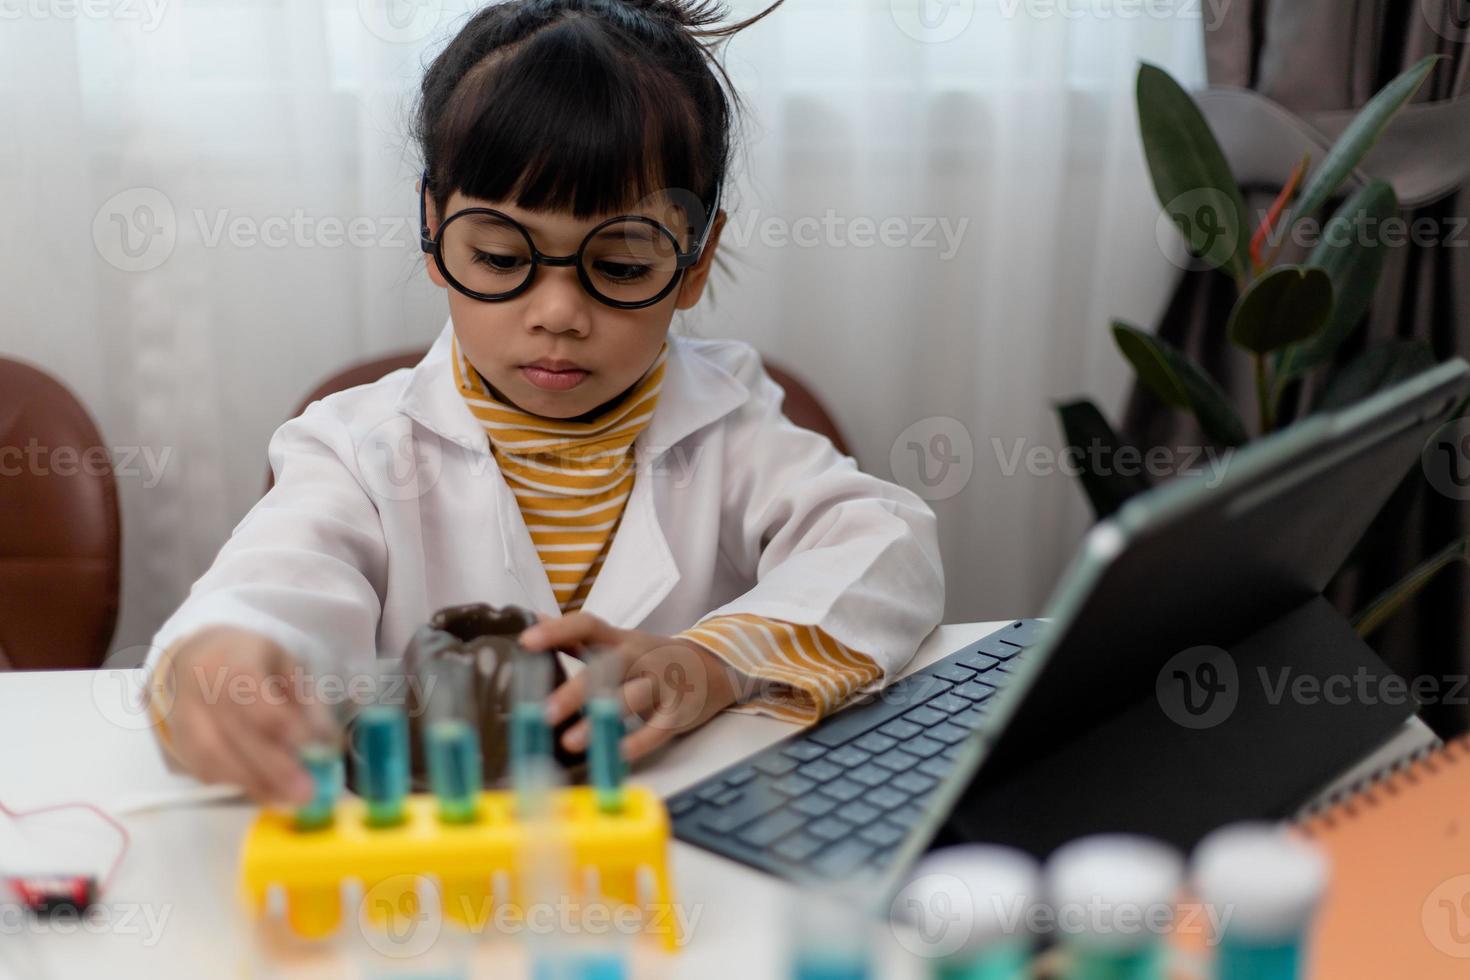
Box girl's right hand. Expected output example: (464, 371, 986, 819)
(153, 626, 320, 805)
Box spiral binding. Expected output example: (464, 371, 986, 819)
(1293, 735, 1466, 832)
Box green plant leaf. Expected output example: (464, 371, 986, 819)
(1111, 321, 1249, 446)
(1315, 339, 1437, 412)
(1276, 180, 1399, 382)
(1054, 399, 1151, 520)
(1137, 63, 1251, 286)
(1354, 534, 1470, 638)
(1291, 55, 1440, 225)
(1228, 266, 1335, 355)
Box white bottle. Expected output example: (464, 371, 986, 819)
(897, 844, 1042, 978)
(1045, 834, 1184, 980)
(1191, 822, 1328, 980)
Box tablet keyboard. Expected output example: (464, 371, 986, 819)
(667, 619, 1045, 881)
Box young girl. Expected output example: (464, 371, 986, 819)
(145, 0, 945, 805)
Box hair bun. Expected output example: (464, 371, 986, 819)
(616, 0, 781, 38)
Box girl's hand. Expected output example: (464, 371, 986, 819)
(518, 612, 738, 761)
(153, 627, 322, 804)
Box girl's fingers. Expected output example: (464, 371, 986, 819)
(546, 669, 588, 730)
(177, 708, 262, 798)
(620, 722, 674, 762)
(216, 705, 312, 804)
(518, 611, 620, 652)
(559, 674, 653, 753)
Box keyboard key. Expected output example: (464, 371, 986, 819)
(738, 809, 806, 848)
(956, 652, 1002, 673)
(773, 833, 827, 863)
(941, 745, 962, 761)
(798, 760, 844, 784)
(858, 822, 908, 848)
(711, 789, 744, 807)
(668, 796, 698, 817)
(890, 803, 928, 825)
(873, 748, 920, 772)
(927, 694, 970, 715)
(903, 736, 945, 760)
(723, 765, 757, 786)
(878, 719, 923, 740)
(696, 781, 729, 802)
(918, 757, 952, 779)
(805, 690, 922, 749)
(753, 754, 799, 777)
(835, 801, 881, 826)
(771, 775, 816, 796)
(928, 722, 971, 744)
(847, 765, 891, 788)
(819, 777, 867, 802)
(891, 772, 937, 795)
(808, 817, 853, 842)
(879, 675, 954, 712)
(853, 732, 898, 754)
(826, 746, 872, 768)
(953, 681, 997, 702)
(812, 839, 876, 878)
(930, 663, 977, 684)
(782, 742, 827, 762)
(955, 707, 986, 726)
(791, 794, 839, 818)
(867, 786, 910, 811)
(903, 706, 948, 727)
(696, 783, 787, 834)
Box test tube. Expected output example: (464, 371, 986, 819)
(1191, 823, 1328, 980)
(353, 704, 410, 827)
(294, 740, 345, 831)
(788, 884, 875, 980)
(421, 656, 482, 824)
(510, 651, 555, 812)
(585, 647, 626, 814)
(1045, 834, 1183, 980)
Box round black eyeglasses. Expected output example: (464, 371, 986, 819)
(418, 171, 722, 310)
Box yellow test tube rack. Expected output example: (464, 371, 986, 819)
(239, 785, 681, 951)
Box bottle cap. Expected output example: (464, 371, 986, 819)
(1191, 821, 1328, 943)
(1045, 834, 1183, 951)
(901, 844, 1041, 957)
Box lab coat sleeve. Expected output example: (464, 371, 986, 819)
(142, 402, 390, 688)
(674, 344, 946, 719)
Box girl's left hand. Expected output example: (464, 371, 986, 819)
(518, 612, 739, 761)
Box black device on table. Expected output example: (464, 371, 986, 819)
(667, 359, 1470, 896)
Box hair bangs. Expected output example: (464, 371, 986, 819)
(435, 16, 705, 220)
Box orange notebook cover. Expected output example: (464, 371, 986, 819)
(1295, 735, 1470, 978)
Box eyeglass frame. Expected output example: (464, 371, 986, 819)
(417, 169, 723, 311)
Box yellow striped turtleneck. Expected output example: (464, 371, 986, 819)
(451, 335, 880, 723)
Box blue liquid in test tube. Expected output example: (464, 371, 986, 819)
(353, 705, 409, 827)
(585, 648, 626, 814)
(294, 741, 343, 831)
(427, 718, 481, 824)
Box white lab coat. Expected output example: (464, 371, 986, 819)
(147, 320, 946, 694)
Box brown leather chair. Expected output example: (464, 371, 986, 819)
(268, 347, 852, 491)
(0, 358, 121, 670)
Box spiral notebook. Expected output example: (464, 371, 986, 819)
(1295, 735, 1470, 978)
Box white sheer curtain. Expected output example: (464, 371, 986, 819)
(0, 0, 1203, 664)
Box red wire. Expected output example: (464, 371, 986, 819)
(0, 798, 131, 894)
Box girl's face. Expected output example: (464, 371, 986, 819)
(424, 188, 726, 420)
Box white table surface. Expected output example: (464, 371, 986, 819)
(0, 621, 1436, 979)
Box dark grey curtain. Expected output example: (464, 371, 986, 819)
(1123, 1, 1470, 734)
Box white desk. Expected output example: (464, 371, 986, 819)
(0, 621, 1436, 979)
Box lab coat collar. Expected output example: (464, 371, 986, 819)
(396, 319, 750, 463)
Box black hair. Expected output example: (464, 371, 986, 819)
(413, 0, 783, 230)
